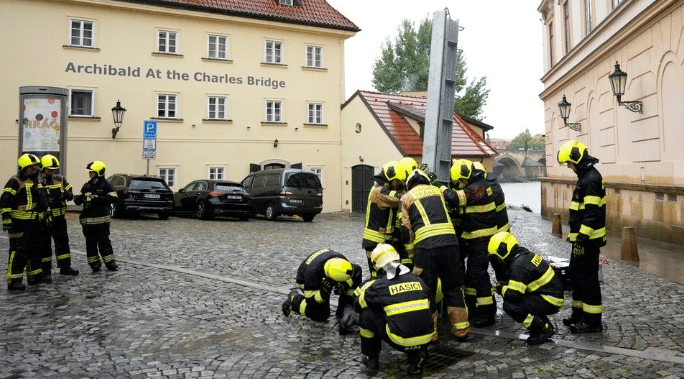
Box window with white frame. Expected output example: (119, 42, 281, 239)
(158, 30, 178, 54)
(208, 167, 225, 180)
(584, 0, 593, 36)
(563, 2, 571, 54)
(307, 103, 323, 124)
(309, 167, 323, 184)
(70, 89, 94, 116)
(208, 35, 228, 59)
(265, 40, 283, 64)
(157, 94, 177, 118)
(207, 96, 227, 120)
(158, 168, 176, 188)
(612, 0, 623, 9)
(266, 100, 282, 122)
(306, 45, 322, 68)
(548, 21, 555, 66)
(70, 19, 94, 47)
(279, 0, 294, 5)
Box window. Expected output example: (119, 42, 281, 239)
(306, 45, 322, 68)
(157, 94, 177, 118)
(70, 19, 93, 47)
(612, 0, 623, 9)
(563, 2, 571, 54)
(307, 103, 323, 124)
(309, 167, 323, 183)
(158, 30, 177, 54)
(266, 100, 282, 122)
(279, 0, 293, 4)
(70, 89, 94, 116)
(207, 96, 226, 120)
(158, 168, 176, 188)
(548, 21, 555, 66)
(208, 35, 227, 59)
(208, 167, 225, 180)
(265, 40, 283, 64)
(584, 0, 593, 35)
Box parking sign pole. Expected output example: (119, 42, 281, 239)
(143, 121, 157, 176)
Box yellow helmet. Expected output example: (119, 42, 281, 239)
(488, 232, 520, 262)
(41, 154, 60, 170)
(473, 161, 487, 174)
(399, 157, 418, 178)
(17, 153, 40, 170)
(86, 160, 107, 177)
(406, 169, 430, 190)
(371, 244, 400, 270)
(382, 161, 407, 183)
(557, 140, 587, 165)
(324, 258, 353, 282)
(450, 159, 474, 184)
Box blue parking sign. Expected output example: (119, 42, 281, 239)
(143, 121, 157, 139)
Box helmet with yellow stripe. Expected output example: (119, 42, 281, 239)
(370, 244, 400, 270)
(557, 140, 587, 165)
(488, 232, 520, 263)
(324, 258, 353, 282)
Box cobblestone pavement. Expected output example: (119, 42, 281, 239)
(2, 209, 684, 378)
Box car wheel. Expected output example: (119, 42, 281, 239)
(158, 211, 170, 220)
(196, 201, 212, 220)
(265, 203, 278, 221)
(302, 214, 315, 222)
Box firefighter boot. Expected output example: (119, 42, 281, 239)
(41, 271, 53, 284)
(105, 262, 119, 271)
(361, 355, 379, 375)
(526, 316, 555, 345)
(60, 266, 80, 276)
(562, 306, 583, 326)
(472, 303, 496, 328)
(407, 349, 428, 377)
(7, 281, 26, 291)
(570, 313, 603, 334)
(90, 262, 102, 272)
(281, 290, 298, 317)
(448, 306, 470, 342)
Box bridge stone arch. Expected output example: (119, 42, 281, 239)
(495, 155, 521, 180)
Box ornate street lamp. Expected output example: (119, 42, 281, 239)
(111, 100, 126, 139)
(558, 95, 582, 131)
(273, 138, 279, 148)
(609, 62, 643, 113)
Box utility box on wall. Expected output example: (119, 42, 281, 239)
(18, 86, 69, 176)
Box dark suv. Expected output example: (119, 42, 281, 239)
(241, 169, 323, 222)
(107, 174, 174, 219)
(173, 179, 251, 221)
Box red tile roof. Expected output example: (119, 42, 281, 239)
(344, 90, 498, 158)
(119, 0, 360, 32)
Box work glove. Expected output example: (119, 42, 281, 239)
(494, 281, 507, 296)
(572, 244, 585, 257)
(333, 283, 346, 295)
(339, 305, 358, 335)
(427, 172, 440, 185)
(321, 278, 336, 294)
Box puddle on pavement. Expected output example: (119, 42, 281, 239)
(171, 330, 264, 354)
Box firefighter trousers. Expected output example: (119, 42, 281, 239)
(42, 216, 72, 272)
(82, 223, 116, 268)
(503, 293, 562, 324)
(569, 243, 602, 319)
(414, 245, 466, 312)
(358, 308, 428, 356)
(462, 238, 496, 315)
(6, 219, 43, 284)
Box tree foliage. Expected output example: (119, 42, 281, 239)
(371, 18, 490, 120)
(509, 129, 545, 151)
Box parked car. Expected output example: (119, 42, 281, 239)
(241, 168, 322, 222)
(173, 179, 251, 220)
(107, 174, 174, 219)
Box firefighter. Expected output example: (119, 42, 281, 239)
(487, 232, 564, 345)
(73, 161, 119, 272)
(557, 140, 606, 333)
(354, 244, 434, 376)
(393, 158, 419, 269)
(2, 154, 50, 290)
(40, 154, 79, 276)
(473, 162, 509, 234)
(441, 159, 498, 327)
(400, 169, 470, 341)
(362, 161, 406, 277)
(281, 248, 362, 335)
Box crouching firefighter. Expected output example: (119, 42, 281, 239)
(281, 248, 362, 335)
(354, 244, 435, 376)
(487, 232, 564, 345)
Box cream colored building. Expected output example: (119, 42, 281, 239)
(0, 0, 358, 214)
(538, 0, 684, 245)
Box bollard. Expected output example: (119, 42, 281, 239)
(621, 226, 639, 261)
(552, 214, 562, 237)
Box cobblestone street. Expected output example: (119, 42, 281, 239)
(2, 209, 684, 378)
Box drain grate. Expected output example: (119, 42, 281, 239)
(411, 345, 474, 374)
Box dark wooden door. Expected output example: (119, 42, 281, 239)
(351, 164, 374, 213)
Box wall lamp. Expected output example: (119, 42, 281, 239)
(609, 61, 643, 113)
(111, 100, 126, 139)
(359, 156, 364, 162)
(273, 138, 279, 148)
(557, 95, 582, 131)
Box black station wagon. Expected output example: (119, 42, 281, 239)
(173, 179, 251, 221)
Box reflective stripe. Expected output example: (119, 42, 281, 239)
(356, 280, 376, 309)
(360, 328, 375, 338)
(41, 257, 52, 263)
(476, 296, 493, 306)
(579, 225, 607, 240)
(567, 232, 578, 242)
(4, 187, 17, 195)
(496, 203, 507, 212)
(386, 324, 434, 347)
(506, 280, 526, 295)
(80, 216, 111, 225)
(497, 223, 510, 233)
(583, 303, 603, 314)
(10, 210, 41, 219)
(88, 256, 100, 263)
(6, 250, 22, 279)
(456, 189, 467, 205)
(572, 300, 583, 309)
(384, 299, 430, 316)
(584, 195, 606, 206)
(541, 294, 565, 307)
(463, 287, 477, 296)
(464, 201, 496, 214)
(452, 320, 470, 330)
(522, 314, 534, 328)
(527, 267, 555, 292)
(299, 300, 307, 315)
(56, 253, 71, 260)
(414, 223, 455, 243)
(461, 225, 497, 239)
(363, 228, 389, 243)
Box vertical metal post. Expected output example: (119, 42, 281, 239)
(146, 159, 150, 176)
(423, 10, 459, 182)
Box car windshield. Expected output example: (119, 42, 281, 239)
(130, 179, 168, 190)
(285, 173, 321, 188)
(215, 184, 242, 192)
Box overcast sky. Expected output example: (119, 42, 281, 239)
(326, 0, 546, 140)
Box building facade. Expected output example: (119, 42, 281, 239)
(0, 0, 358, 213)
(538, 0, 684, 245)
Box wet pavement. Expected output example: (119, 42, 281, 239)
(1, 209, 684, 378)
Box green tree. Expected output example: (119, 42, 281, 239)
(509, 129, 545, 151)
(371, 18, 490, 120)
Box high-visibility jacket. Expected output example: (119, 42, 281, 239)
(362, 184, 401, 250)
(400, 184, 457, 250)
(1, 174, 48, 227)
(355, 272, 435, 347)
(568, 163, 606, 248)
(498, 246, 564, 309)
(441, 174, 497, 240)
(74, 177, 117, 225)
(42, 174, 73, 217)
(296, 248, 362, 303)
(486, 173, 509, 233)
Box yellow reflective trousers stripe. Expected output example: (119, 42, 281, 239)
(383, 299, 430, 316)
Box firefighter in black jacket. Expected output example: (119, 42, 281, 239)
(73, 161, 119, 272)
(281, 248, 362, 335)
(1, 154, 50, 290)
(557, 140, 606, 333)
(441, 159, 498, 327)
(355, 244, 435, 376)
(488, 232, 564, 345)
(401, 169, 470, 341)
(40, 154, 79, 276)
(362, 161, 405, 277)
